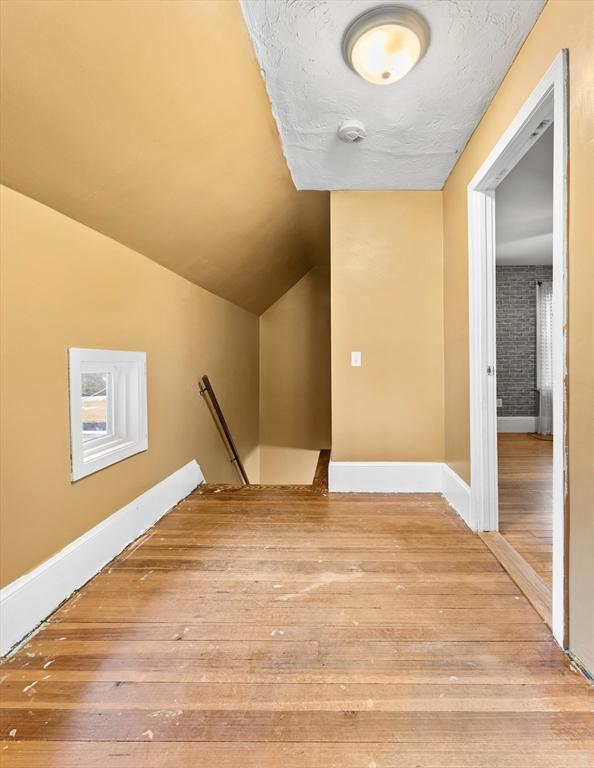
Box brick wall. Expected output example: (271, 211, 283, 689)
(496, 264, 553, 417)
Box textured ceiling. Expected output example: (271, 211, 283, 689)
(496, 124, 553, 266)
(240, 0, 545, 190)
(0, 0, 329, 314)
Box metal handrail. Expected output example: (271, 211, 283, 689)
(199, 374, 249, 486)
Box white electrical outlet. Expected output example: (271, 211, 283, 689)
(496, 398, 503, 408)
(351, 351, 361, 367)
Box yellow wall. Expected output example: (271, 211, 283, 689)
(331, 192, 444, 462)
(0, 186, 259, 587)
(0, 0, 329, 315)
(443, 0, 594, 672)
(259, 267, 331, 483)
(259, 446, 321, 487)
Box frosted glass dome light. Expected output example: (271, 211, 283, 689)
(343, 6, 430, 85)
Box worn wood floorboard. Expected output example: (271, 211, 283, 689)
(1, 486, 592, 767)
(498, 433, 553, 586)
(480, 531, 552, 627)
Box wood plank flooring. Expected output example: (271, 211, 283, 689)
(1, 483, 592, 767)
(498, 433, 553, 586)
(480, 531, 552, 626)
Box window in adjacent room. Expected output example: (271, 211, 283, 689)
(68, 348, 147, 481)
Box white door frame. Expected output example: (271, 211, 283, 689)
(467, 51, 568, 646)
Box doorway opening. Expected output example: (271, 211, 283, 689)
(467, 52, 568, 646)
(495, 123, 554, 589)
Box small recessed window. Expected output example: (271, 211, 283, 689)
(81, 371, 112, 441)
(68, 348, 147, 481)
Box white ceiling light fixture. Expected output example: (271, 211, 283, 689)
(343, 5, 430, 86)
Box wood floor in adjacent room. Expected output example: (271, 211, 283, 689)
(1, 483, 592, 767)
(498, 433, 554, 586)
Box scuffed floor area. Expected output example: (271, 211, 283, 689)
(1, 484, 592, 767)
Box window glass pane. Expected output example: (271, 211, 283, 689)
(81, 372, 112, 442)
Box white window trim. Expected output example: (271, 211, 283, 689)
(68, 348, 148, 481)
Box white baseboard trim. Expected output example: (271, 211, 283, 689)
(328, 461, 443, 493)
(0, 459, 203, 656)
(497, 415, 537, 433)
(328, 460, 472, 528)
(441, 463, 472, 529)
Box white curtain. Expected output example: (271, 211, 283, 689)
(536, 280, 553, 435)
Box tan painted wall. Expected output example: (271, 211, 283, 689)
(331, 192, 444, 462)
(259, 267, 331, 483)
(0, 0, 329, 314)
(442, 0, 594, 673)
(259, 446, 321, 487)
(0, 186, 259, 587)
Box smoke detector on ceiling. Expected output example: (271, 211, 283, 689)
(337, 120, 367, 143)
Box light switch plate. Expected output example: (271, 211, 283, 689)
(496, 398, 502, 408)
(351, 351, 361, 367)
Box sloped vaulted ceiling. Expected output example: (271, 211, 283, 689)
(0, 0, 329, 314)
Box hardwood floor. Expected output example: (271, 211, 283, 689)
(1, 482, 592, 767)
(498, 433, 553, 586)
(480, 531, 552, 626)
